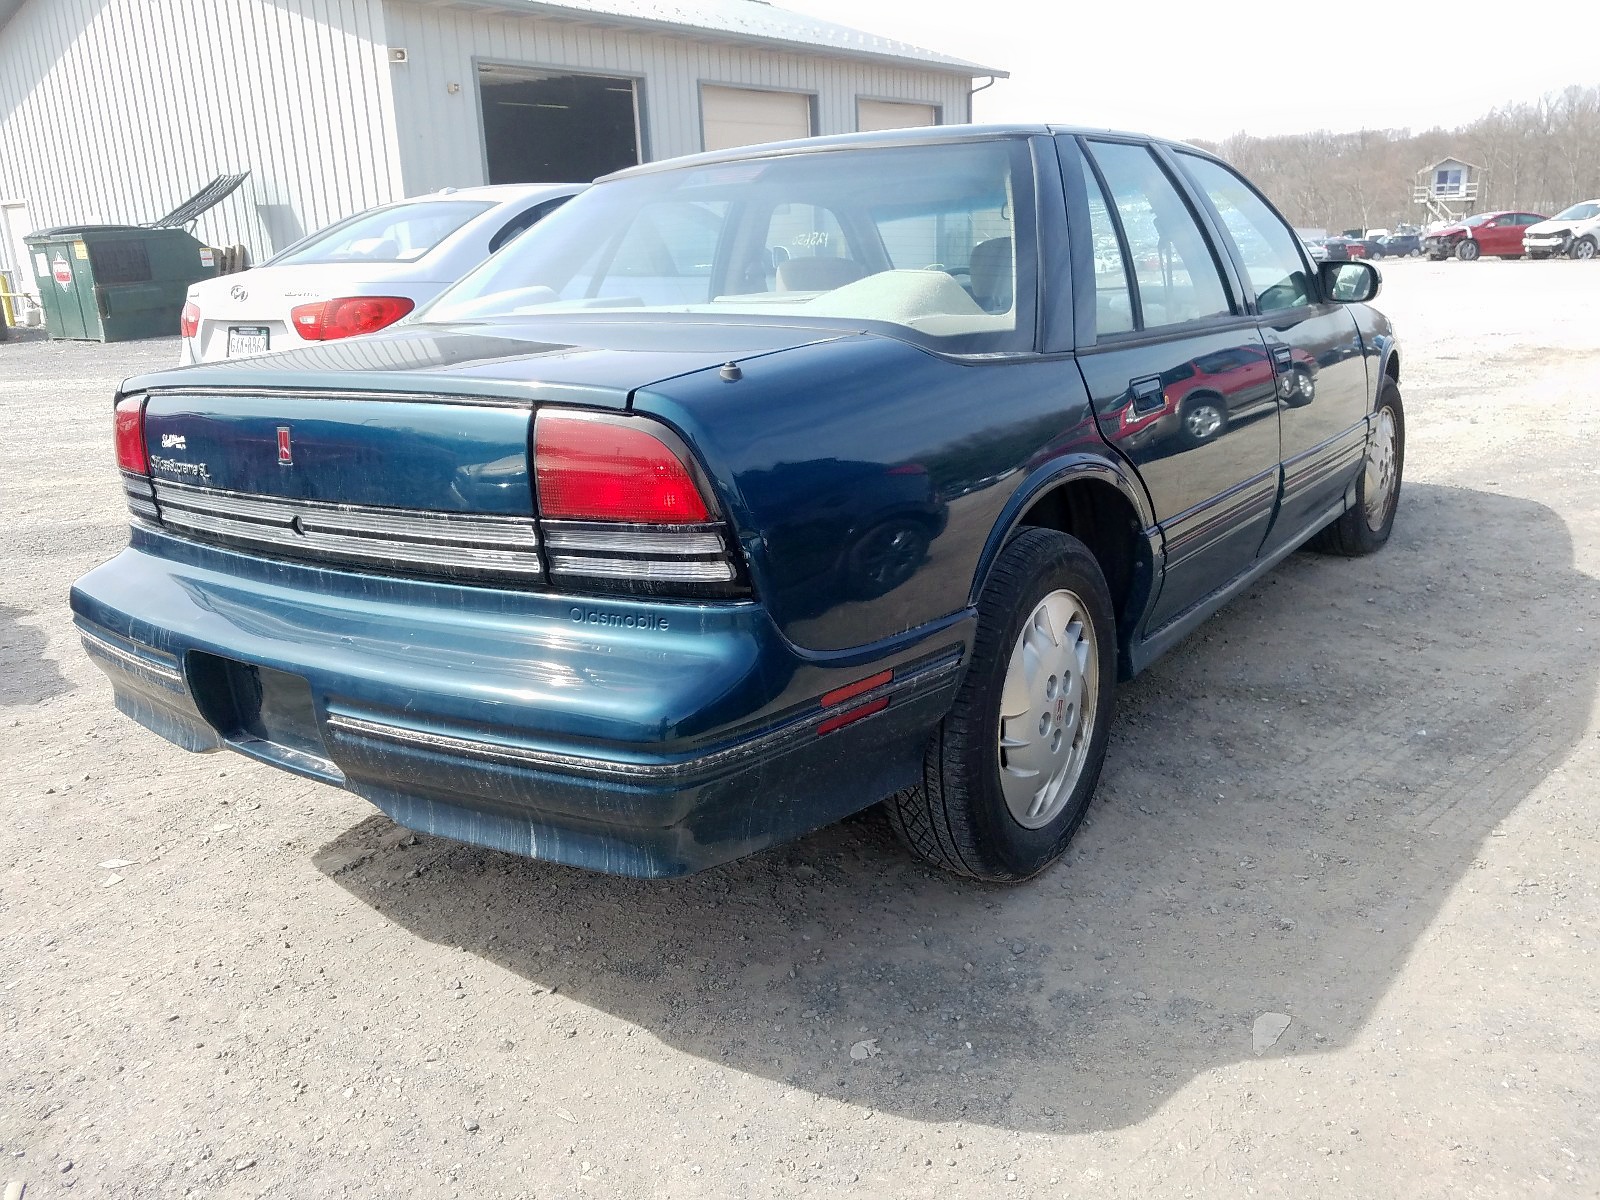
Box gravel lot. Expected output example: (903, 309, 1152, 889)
(3, 259, 1598, 1199)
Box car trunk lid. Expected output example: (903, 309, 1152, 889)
(129, 320, 850, 582)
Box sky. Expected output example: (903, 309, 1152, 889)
(784, 0, 1598, 141)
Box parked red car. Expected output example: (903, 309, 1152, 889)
(1119, 344, 1317, 450)
(1423, 211, 1548, 261)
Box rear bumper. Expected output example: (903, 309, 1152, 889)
(70, 530, 967, 876)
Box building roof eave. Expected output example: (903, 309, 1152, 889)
(432, 0, 1007, 78)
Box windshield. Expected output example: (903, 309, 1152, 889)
(271, 200, 495, 266)
(1554, 202, 1600, 221)
(1463, 213, 1496, 227)
(421, 140, 1035, 354)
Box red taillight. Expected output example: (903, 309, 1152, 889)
(535, 413, 711, 524)
(179, 301, 200, 339)
(290, 296, 415, 341)
(114, 397, 147, 474)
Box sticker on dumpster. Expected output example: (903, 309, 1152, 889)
(72, 240, 88, 260)
(199, 248, 215, 269)
(33, 252, 48, 278)
(51, 253, 72, 289)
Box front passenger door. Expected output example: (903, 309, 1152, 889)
(1174, 151, 1371, 556)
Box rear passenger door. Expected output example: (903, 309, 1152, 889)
(1068, 136, 1281, 634)
(1172, 151, 1370, 555)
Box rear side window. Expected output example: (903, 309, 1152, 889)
(1177, 153, 1313, 314)
(1084, 140, 1232, 329)
(1082, 167, 1135, 334)
(273, 200, 495, 265)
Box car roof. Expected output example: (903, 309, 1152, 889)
(601, 123, 1208, 182)
(402, 183, 587, 205)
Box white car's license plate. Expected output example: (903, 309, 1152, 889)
(227, 326, 270, 357)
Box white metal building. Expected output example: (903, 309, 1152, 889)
(0, 0, 1002, 289)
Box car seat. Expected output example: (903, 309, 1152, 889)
(776, 257, 868, 292)
(969, 238, 1014, 313)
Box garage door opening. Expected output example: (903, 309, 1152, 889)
(478, 65, 640, 184)
(857, 99, 938, 132)
(701, 85, 812, 153)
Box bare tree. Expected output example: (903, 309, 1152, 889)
(1189, 84, 1600, 230)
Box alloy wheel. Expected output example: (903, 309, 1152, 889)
(1185, 404, 1223, 440)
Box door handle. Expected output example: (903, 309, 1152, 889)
(1129, 376, 1164, 413)
(1269, 345, 1294, 369)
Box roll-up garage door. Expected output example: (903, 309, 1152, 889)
(857, 99, 938, 132)
(701, 86, 812, 152)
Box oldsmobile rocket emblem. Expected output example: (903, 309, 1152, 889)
(277, 426, 292, 466)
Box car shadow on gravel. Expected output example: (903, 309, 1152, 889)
(0, 602, 72, 707)
(316, 482, 1598, 1135)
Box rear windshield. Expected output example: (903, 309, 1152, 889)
(271, 200, 495, 266)
(420, 140, 1037, 355)
(1554, 202, 1599, 221)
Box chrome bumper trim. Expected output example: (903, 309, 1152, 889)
(78, 626, 185, 689)
(324, 647, 964, 783)
(147, 479, 543, 580)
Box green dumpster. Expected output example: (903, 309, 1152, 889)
(24, 225, 219, 342)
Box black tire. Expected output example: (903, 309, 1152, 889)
(885, 528, 1117, 882)
(1177, 394, 1227, 446)
(1426, 252, 1446, 261)
(1409, 247, 1422, 257)
(1573, 236, 1598, 262)
(1456, 239, 1480, 261)
(1529, 251, 1551, 261)
(1309, 379, 1405, 556)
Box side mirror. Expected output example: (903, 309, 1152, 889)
(1320, 260, 1380, 303)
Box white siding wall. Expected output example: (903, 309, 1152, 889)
(0, 0, 403, 269)
(383, 0, 971, 195)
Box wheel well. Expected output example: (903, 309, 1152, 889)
(1385, 349, 1400, 383)
(1016, 479, 1148, 642)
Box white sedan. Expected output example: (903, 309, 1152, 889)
(178, 183, 583, 364)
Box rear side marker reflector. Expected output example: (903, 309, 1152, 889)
(816, 697, 890, 736)
(820, 670, 893, 709)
